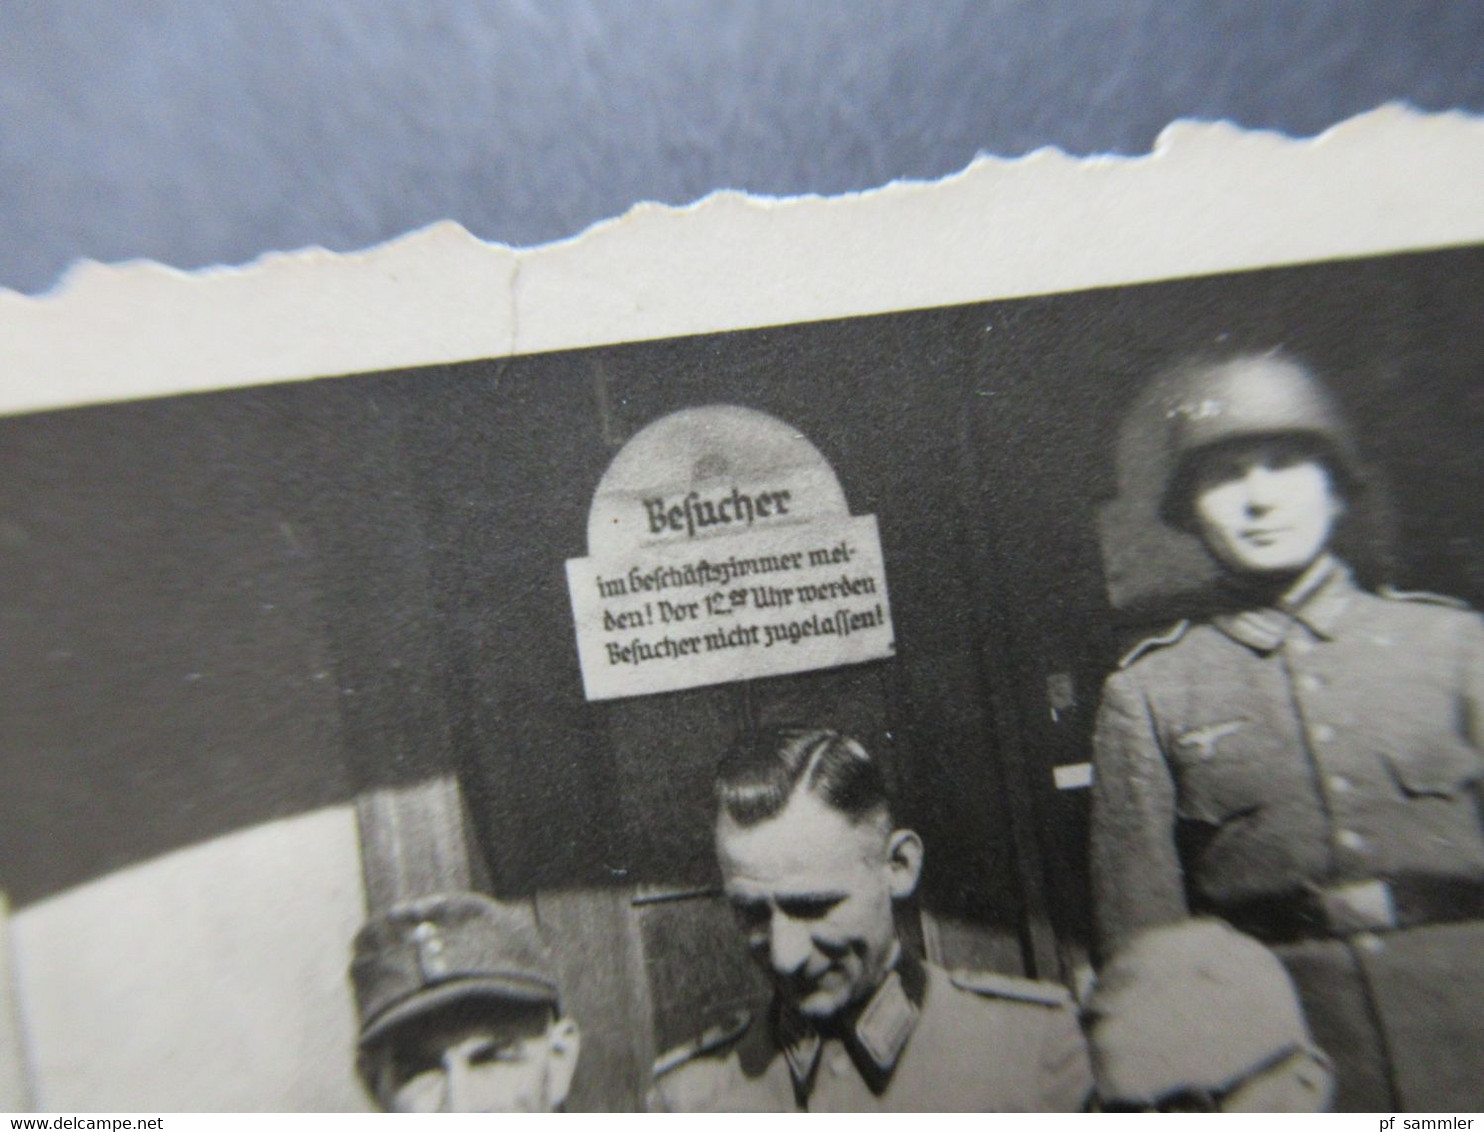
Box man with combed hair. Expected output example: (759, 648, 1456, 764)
(649, 727, 1092, 1112)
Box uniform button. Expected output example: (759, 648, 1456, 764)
(1329, 775, 1352, 793)
(1337, 829, 1366, 852)
(1356, 932, 1385, 954)
(1300, 673, 1324, 692)
(1313, 724, 1336, 743)
(1291, 638, 1314, 655)
(829, 1051, 850, 1076)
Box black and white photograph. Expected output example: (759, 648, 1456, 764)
(2, 12, 1484, 1100)
(4, 148, 1484, 1115)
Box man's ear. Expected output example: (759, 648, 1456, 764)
(1326, 477, 1348, 523)
(545, 1016, 581, 1109)
(885, 829, 924, 899)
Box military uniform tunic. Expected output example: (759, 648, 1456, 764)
(648, 956, 1091, 1112)
(1091, 557, 1484, 1110)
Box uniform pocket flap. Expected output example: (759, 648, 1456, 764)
(1382, 738, 1484, 798)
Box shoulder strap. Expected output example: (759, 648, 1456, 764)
(652, 1008, 753, 1078)
(1378, 584, 1471, 611)
(1118, 620, 1191, 669)
(949, 968, 1074, 1008)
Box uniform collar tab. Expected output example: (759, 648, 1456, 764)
(777, 1007, 821, 1094)
(852, 968, 920, 1075)
(774, 949, 925, 1095)
(1212, 608, 1288, 653)
(1213, 556, 1354, 651)
(1281, 556, 1354, 639)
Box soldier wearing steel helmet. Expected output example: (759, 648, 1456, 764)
(649, 727, 1092, 1112)
(1089, 351, 1484, 1111)
(349, 892, 581, 1112)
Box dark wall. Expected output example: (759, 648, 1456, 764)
(0, 389, 352, 903)
(398, 310, 1026, 921)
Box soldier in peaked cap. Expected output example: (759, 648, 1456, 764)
(1089, 352, 1484, 1111)
(649, 727, 1092, 1112)
(350, 892, 580, 1112)
(1087, 918, 1334, 1111)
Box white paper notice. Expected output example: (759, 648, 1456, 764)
(566, 513, 894, 700)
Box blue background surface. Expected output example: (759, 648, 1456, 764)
(2, 1, 1481, 294)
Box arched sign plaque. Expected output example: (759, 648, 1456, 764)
(565, 405, 895, 700)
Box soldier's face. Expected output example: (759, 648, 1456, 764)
(717, 791, 922, 1022)
(375, 1003, 580, 1113)
(1189, 438, 1343, 578)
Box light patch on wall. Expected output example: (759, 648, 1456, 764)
(10, 806, 370, 1111)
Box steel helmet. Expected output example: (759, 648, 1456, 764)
(1087, 918, 1333, 1111)
(1157, 353, 1363, 529)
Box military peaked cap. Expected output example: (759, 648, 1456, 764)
(351, 892, 559, 1048)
